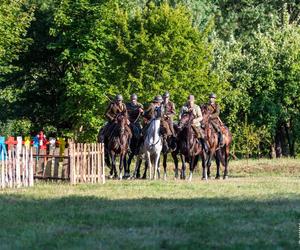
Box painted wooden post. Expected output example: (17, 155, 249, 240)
(16, 136, 22, 187)
(1, 150, 5, 188)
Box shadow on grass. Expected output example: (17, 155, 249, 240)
(0, 194, 299, 249)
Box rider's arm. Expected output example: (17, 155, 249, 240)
(105, 104, 115, 121)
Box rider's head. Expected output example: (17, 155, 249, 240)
(209, 93, 216, 104)
(153, 95, 163, 106)
(163, 91, 170, 103)
(188, 95, 195, 106)
(131, 93, 138, 105)
(115, 94, 123, 104)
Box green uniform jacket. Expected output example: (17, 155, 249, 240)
(105, 102, 127, 122)
(126, 102, 143, 123)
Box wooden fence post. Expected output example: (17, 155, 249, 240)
(101, 143, 105, 184)
(1, 150, 4, 188)
(69, 140, 75, 185)
(29, 148, 34, 187)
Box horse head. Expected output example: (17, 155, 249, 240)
(115, 112, 127, 134)
(178, 112, 194, 130)
(200, 105, 211, 129)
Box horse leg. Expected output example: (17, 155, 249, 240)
(189, 156, 195, 182)
(163, 153, 167, 180)
(105, 149, 111, 170)
(172, 151, 179, 180)
(223, 146, 229, 179)
(215, 150, 221, 179)
(156, 153, 161, 180)
(119, 153, 124, 180)
(142, 160, 148, 179)
(202, 152, 210, 180)
(132, 155, 140, 178)
(201, 153, 207, 180)
(126, 152, 134, 178)
(146, 152, 152, 180)
(207, 154, 211, 179)
(110, 152, 117, 179)
(180, 154, 186, 180)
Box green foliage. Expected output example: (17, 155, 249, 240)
(0, 119, 32, 137)
(233, 119, 271, 158)
(109, 2, 223, 105)
(0, 0, 300, 154)
(0, 0, 34, 79)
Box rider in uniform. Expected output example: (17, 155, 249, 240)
(142, 95, 163, 136)
(143, 95, 163, 122)
(207, 93, 223, 146)
(179, 95, 208, 152)
(126, 94, 144, 130)
(161, 91, 176, 137)
(102, 94, 132, 140)
(126, 94, 144, 144)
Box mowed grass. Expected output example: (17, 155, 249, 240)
(0, 158, 300, 249)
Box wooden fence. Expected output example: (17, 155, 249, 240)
(0, 145, 34, 188)
(0, 140, 105, 188)
(69, 141, 105, 185)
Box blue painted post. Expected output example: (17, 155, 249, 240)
(0, 137, 7, 160)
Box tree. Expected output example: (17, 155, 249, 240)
(50, 0, 224, 141)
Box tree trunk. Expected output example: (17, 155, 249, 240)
(269, 143, 276, 159)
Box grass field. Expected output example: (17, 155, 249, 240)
(0, 158, 300, 249)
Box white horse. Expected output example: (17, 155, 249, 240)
(133, 117, 162, 180)
(144, 118, 162, 179)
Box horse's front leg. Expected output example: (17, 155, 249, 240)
(223, 146, 229, 179)
(180, 154, 186, 180)
(126, 152, 134, 178)
(188, 156, 195, 182)
(110, 152, 117, 179)
(163, 153, 167, 180)
(146, 151, 152, 180)
(154, 154, 160, 180)
(142, 159, 148, 179)
(119, 153, 125, 180)
(215, 150, 221, 179)
(203, 151, 213, 180)
(172, 151, 179, 180)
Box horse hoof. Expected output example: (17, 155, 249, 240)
(215, 176, 220, 180)
(201, 177, 208, 181)
(223, 175, 228, 180)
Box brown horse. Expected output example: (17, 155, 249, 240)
(103, 113, 131, 179)
(201, 105, 232, 179)
(177, 112, 206, 181)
